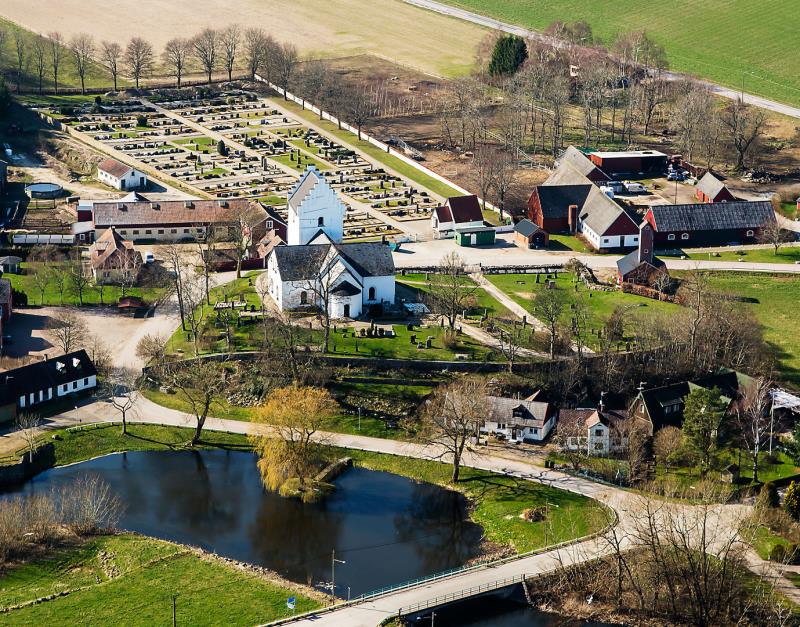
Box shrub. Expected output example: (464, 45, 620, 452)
(522, 506, 546, 522)
(488, 34, 528, 76)
(757, 482, 780, 510)
(442, 330, 458, 350)
(785, 481, 800, 520)
(769, 543, 788, 563)
(136, 114, 148, 127)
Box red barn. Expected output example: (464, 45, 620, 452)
(527, 184, 592, 232)
(589, 150, 667, 175)
(645, 201, 775, 246)
(695, 172, 736, 203)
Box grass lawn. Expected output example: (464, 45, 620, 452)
(345, 449, 609, 553)
(487, 272, 677, 348)
(439, 0, 800, 108)
(199, 166, 229, 178)
(273, 98, 463, 200)
(548, 234, 592, 253)
(702, 272, 800, 385)
(7, 262, 164, 307)
(0, 534, 320, 626)
(682, 247, 800, 264)
(396, 273, 512, 319)
(749, 525, 792, 561)
(16, 94, 105, 108)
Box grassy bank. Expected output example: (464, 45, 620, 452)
(345, 450, 608, 553)
(682, 247, 800, 264)
(0, 534, 320, 626)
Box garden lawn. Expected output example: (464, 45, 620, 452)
(396, 273, 512, 319)
(548, 234, 592, 253)
(6, 262, 164, 306)
(346, 450, 609, 553)
(487, 272, 677, 348)
(273, 98, 463, 200)
(703, 272, 800, 385)
(0, 534, 320, 626)
(439, 0, 800, 108)
(749, 525, 793, 561)
(683, 247, 800, 264)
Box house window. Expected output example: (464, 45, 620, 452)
(145, 230, 152, 234)
(171, 229, 177, 234)
(595, 429, 603, 436)
(318, 217, 325, 227)
(746, 229, 754, 237)
(72, 382, 77, 390)
(158, 229, 164, 234)
(267, 220, 273, 229)
(184, 229, 190, 234)
(681, 233, 689, 240)
(132, 230, 140, 235)
(368, 286, 376, 300)
(300, 291, 308, 305)
(667, 233, 676, 241)
(83, 378, 88, 385)
(533, 428, 539, 435)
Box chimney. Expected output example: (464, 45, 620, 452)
(184, 200, 194, 209)
(567, 205, 578, 234)
(638, 220, 654, 265)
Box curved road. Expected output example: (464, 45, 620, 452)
(402, 0, 800, 120)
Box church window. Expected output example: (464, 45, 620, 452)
(318, 217, 325, 227)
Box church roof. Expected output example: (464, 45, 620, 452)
(288, 166, 326, 212)
(272, 242, 395, 282)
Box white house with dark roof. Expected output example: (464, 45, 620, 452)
(265, 241, 395, 318)
(97, 158, 147, 191)
(431, 195, 485, 239)
(287, 166, 345, 245)
(481, 394, 556, 443)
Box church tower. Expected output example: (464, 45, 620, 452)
(287, 166, 345, 245)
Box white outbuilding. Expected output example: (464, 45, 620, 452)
(97, 158, 148, 191)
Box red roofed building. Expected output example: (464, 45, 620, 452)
(97, 158, 148, 191)
(431, 195, 486, 238)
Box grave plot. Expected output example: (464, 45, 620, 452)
(343, 205, 401, 242)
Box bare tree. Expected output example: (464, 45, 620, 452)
(473, 143, 498, 212)
(101, 367, 140, 435)
(220, 24, 240, 82)
(721, 97, 766, 171)
(125, 37, 154, 89)
(192, 28, 218, 85)
(179, 272, 207, 357)
(66, 255, 92, 306)
(69, 33, 94, 95)
(425, 252, 478, 329)
(420, 377, 488, 482)
(100, 41, 122, 91)
(31, 35, 47, 94)
(163, 38, 191, 89)
(15, 412, 42, 463)
(47, 31, 64, 94)
(758, 217, 792, 254)
(496, 320, 527, 373)
(298, 58, 327, 112)
(243, 27, 269, 79)
(45, 310, 87, 354)
(61, 475, 124, 535)
(135, 333, 167, 366)
(274, 43, 298, 98)
(492, 149, 517, 219)
(12, 29, 27, 94)
(653, 425, 683, 469)
(156, 360, 226, 445)
(669, 82, 715, 162)
(162, 244, 187, 330)
(734, 376, 773, 484)
(343, 85, 377, 140)
(533, 285, 567, 359)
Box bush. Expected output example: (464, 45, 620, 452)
(785, 481, 800, 519)
(769, 543, 788, 563)
(757, 482, 780, 510)
(441, 330, 458, 351)
(136, 114, 148, 127)
(769, 543, 800, 564)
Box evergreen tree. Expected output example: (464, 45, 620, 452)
(489, 35, 527, 76)
(682, 387, 727, 475)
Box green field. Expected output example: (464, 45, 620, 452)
(442, 0, 800, 107)
(0, 534, 320, 626)
(703, 273, 800, 385)
(682, 247, 800, 264)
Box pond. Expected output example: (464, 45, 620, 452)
(4, 450, 483, 597)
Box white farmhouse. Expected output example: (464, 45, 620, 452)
(558, 408, 629, 456)
(287, 166, 345, 245)
(0, 350, 97, 424)
(97, 158, 148, 191)
(481, 394, 556, 443)
(266, 237, 395, 319)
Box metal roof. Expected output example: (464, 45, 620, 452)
(648, 201, 775, 232)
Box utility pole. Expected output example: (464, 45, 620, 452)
(331, 549, 346, 602)
(172, 594, 177, 627)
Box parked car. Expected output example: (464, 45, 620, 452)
(667, 171, 686, 181)
(623, 182, 648, 194)
(144, 251, 154, 264)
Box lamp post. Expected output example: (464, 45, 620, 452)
(331, 550, 346, 602)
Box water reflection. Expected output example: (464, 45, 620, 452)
(3, 450, 482, 596)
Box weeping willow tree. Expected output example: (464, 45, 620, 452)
(251, 386, 336, 499)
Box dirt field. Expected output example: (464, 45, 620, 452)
(0, 0, 486, 78)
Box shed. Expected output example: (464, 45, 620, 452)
(454, 226, 495, 247)
(513, 219, 548, 249)
(0, 256, 22, 274)
(696, 172, 735, 203)
(589, 150, 667, 175)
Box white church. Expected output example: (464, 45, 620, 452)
(266, 167, 396, 319)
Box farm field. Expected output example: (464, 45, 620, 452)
(0, 0, 485, 80)
(440, 0, 800, 107)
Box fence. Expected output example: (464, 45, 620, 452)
(253, 75, 498, 210)
(399, 574, 526, 615)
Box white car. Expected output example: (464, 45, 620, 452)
(144, 251, 154, 264)
(623, 182, 648, 194)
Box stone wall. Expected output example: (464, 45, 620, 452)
(0, 443, 56, 487)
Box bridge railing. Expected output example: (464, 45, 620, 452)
(399, 573, 527, 615)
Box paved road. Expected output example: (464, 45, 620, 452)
(394, 234, 800, 274)
(402, 0, 800, 120)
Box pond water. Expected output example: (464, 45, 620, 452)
(3, 450, 483, 597)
